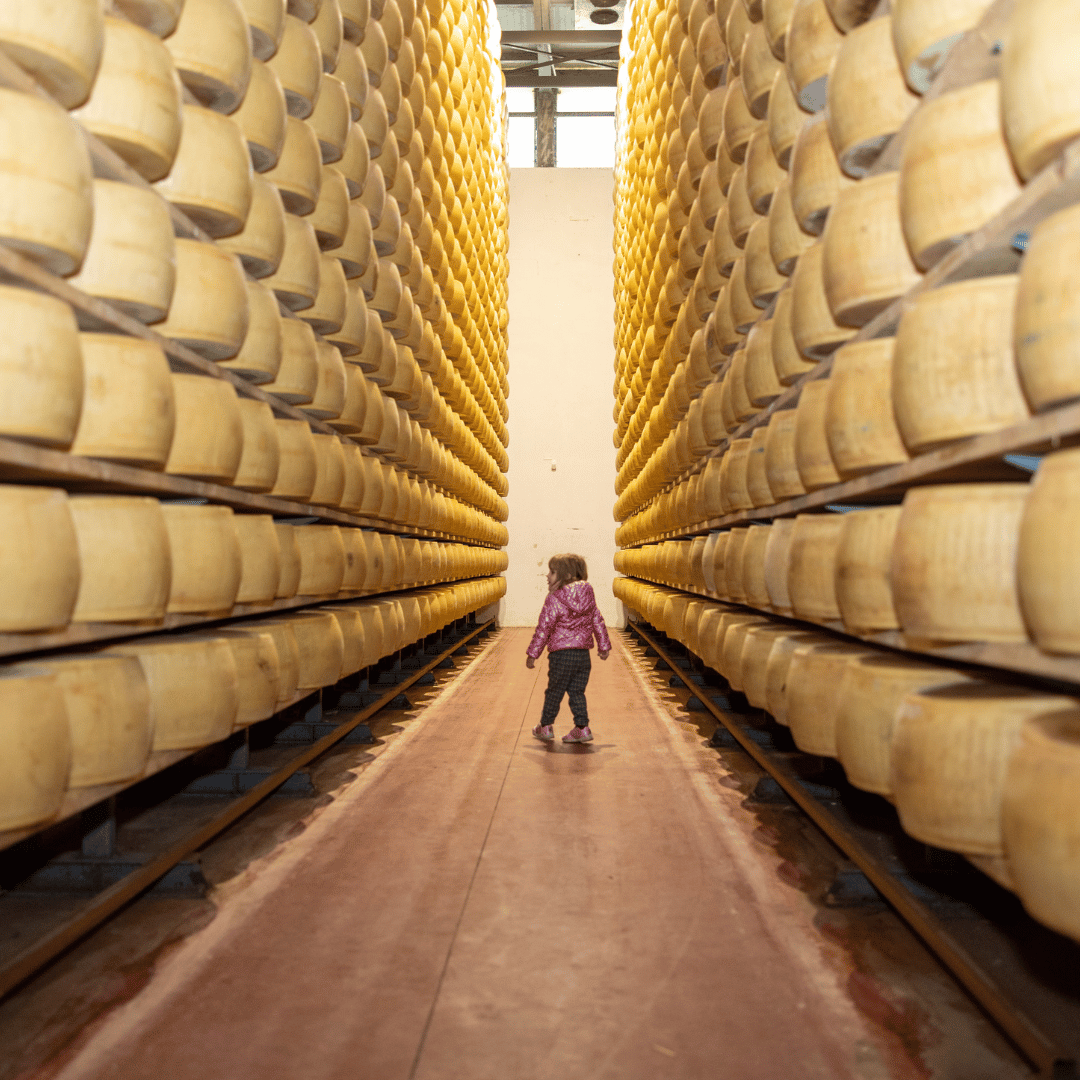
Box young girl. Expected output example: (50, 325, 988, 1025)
(526, 553, 611, 744)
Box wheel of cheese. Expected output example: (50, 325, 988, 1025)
(891, 683, 1077, 856)
(1014, 203, 1080, 412)
(215, 628, 282, 726)
(70, 16, 182, 182)
(161, 503, 242, 614)
(354, 449, 384, 514)
(154, 105, 253, 239)
(892, 0, 994, 94)
(242, 618, 300, 703)
(233, 398, 281, 492)
(726, 174, 760, 256)
(899, 80, 1022, 271)
(825, 18, 919, 179)
(766, 69, 801, 171)
(158, 240, 250, 360)
(263, 212, 321, 310)
(240, 0, 287, 60)
(824, 339, 908, 478)
(786, 513, 844, 623)
(335, 43, 367, 118)
(835, 506, 902, 633)
(1002, 0, 1080, 180)
(328, 364, 367, 433)
(267, 610, 344, 689)
(768, 180, 814, 277)
(264, 316, 318, 403)
(164, 0, 252, 113)
(68, 495, 169, 622)
(71, 334, 174, 467)
(770, 288, 817, 387)
(0, 667, 69, 830)
(334, 122, 370, 197)
(338, 527, 368, 590)
(0, 88, 93, 276)
(26, 654, 152, 788)
(375, 594, 406, 652)
(790, 113, 855, 237)
(233, 513, 282, 603)
(335, 201, 375, 279)
(823, 172, 923, 328)
(785, 0, 842, 112)
(326, 285, 368, 357)
(264, 117, 323, 216)
(305, 339, 348, 419)
(340, 0, 367, 43)
(786, 642, 875, 756)
(890, 484, 1029, 644)
(745, 219, 785, 308)
(0, 486, 79, 631)
(1002, 711, 1080, 941)
(294, 524, 346, 594)
(217, 177, 286, 280)
(760, 518, 794, 615)
(233, 59, 288, 173)
(835, 655, 968, 797)
(323, 603, 366, 671)
(309, 73, 350, 163)
(355, 601, 386, 665)
(165, 374, 244, 482)
(742, 626, 803, 709)
(0, 0, 103, 108)
(892, 276, 1029, 452)
(793, 379, 840, 491)
(299, 254, 348, 336)
(71, 179, 176, 324)
(274, 521, 302, 596)
(219, 280, 283, 387)
(310, 432, 346, 505)
(762, 629, 828, 724)
(308, 166, 349, 250)
(741, 22, 782, 121)
(791, 242, 855, 360)
(111, 0, 184, 36)
(1017, 447, 1080, 654)
(742, 524, 773, 609)
(268, 13, 323, 118)
(337, 443, 365, 512)
(108, 635, 239, 751)
(0, 286, 81, 449)
(269, 417, 317, 499)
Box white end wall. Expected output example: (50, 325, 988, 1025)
(499, 168, 621, 630)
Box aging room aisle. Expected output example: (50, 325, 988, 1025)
(49, 628, 1016, 1080)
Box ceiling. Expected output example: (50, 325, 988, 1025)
(496, 0, 622, 87)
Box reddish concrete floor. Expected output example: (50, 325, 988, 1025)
(48, 630, 1022, 1080)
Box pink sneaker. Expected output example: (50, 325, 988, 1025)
(532, 724, 554, 742)
(562, 726, 593, 743)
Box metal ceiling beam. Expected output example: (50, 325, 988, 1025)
(504, 69, 619, 87)
(501, 30, 622, 43)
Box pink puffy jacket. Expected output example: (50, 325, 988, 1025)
(526, 581, 611, 658)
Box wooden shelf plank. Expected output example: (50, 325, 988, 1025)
(0, 574, 504, 661)
(0, 436, 500, 548)
(620, 576, 1080, 689)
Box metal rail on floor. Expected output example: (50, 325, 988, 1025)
(0, 620, 496, 1002)
(626, 621, 1078, 1080)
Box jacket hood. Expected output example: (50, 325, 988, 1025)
(555, 580, 595, 614)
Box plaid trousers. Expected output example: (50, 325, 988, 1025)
(540, 648, 592, 725)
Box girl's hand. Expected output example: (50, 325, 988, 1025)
(526, 655, 536, 669)
(599, 650, 610, 660)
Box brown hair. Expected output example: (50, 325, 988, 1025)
(548, 553, 588, 590)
